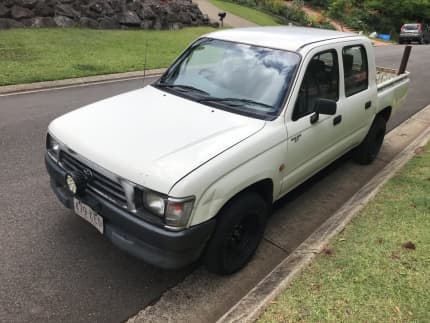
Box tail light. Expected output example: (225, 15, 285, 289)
(401, 25, 405, 32)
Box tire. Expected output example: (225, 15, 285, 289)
(204, 191, 268, 275)
(353, 116, 386, 165)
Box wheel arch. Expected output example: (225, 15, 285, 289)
(214, 178, 274, 218)
(232, 178, 273, 210)
(189, 176, 275, 227)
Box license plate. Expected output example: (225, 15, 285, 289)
(74, 198, 104, 234)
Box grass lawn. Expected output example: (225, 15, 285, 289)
(0, 27, 215, 86)
(259, 142, 430, 322)
(207, 0, 281, 26)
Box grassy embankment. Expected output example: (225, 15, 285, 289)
(0, 27, 215, 86)
(260, 142, 430, 322)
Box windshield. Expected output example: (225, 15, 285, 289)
(155, 38, 301, 119)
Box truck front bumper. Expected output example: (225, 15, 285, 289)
(45, 153, 215, 269)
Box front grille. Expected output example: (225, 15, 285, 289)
(59, 151, 128, 207)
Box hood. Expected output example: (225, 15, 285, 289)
(49, 85, 265, 194)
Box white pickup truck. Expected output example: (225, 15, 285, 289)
(46, 27, 409, 274)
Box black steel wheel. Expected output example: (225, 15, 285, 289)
(353, 116, 386, 165)
(204, 191, 268, 275)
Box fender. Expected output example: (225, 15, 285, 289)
(169, 121, 288, 227)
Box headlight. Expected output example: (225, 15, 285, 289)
(139, 190, 195, 229)
(142, 191, 166, 217)
(46, 133, 60, 161)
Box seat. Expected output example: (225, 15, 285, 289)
(293, 59, 326, 119)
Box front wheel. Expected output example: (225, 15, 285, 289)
(353, 116, 386, 165)
(204, 192, 268, 275)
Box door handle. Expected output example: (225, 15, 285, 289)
(333, 115, 342, 125)
(365, 101, 372, 109)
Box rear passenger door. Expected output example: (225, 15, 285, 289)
(336, 44, 377, 150)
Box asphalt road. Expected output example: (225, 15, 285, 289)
(1, 45, 429, 323)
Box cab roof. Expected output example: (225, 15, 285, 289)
(204, 26, 362, 52)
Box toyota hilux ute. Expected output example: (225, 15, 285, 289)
(46, 27, 410, 275)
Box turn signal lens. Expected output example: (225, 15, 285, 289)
(165, 198, 195, 228)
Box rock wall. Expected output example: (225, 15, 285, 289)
(0, 0, 212, 30)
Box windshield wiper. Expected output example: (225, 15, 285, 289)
(156, 83, 209, 95)
(198, 97, 273, 110)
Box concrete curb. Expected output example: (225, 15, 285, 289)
(217, 105, 430, 323)
(0, 68, 166, 95)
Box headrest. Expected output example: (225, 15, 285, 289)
(308, 59, 325, 74)
(343, 54, 354, 75)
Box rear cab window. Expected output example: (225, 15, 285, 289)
(403, 24, 420, 30)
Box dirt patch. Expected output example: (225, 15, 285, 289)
(402, 241, 416, 250)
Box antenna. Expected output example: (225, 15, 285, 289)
(143, 39, 148, 85)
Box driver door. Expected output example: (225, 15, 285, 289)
(281, 47, 342, 194)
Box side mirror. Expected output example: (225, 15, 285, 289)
(310, 98, 337, 124)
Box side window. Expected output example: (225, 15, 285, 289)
(343, 45, 368, 97)
(293, 50, 339, 121)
